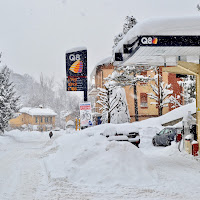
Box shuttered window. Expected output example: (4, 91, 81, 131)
(140, 93, 148, 108)
(140, 71, 147, 85)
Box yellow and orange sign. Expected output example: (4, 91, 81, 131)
(69, 60, 83, 73)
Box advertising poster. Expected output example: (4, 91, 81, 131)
(80, 102, 92, 127)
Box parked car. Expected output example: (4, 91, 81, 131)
(101, 126, 140, 147)
(152, 127, 182, 146)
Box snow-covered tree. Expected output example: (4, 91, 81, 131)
(97, 87, 109, 123)
(109, 86, 130, 124)
(123, 16, 137, 35)
(178, 75, 196, 104)
(197, 4, 200, 11)
(0, 66, 19, 133)
(97, 81, 130, 124)
(112, 15, 137, 54)
(106, 65, 153, 121)
(148, 73, 181, 116)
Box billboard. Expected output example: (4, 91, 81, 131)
(66, 48, 87, 92)
(80, 102, 92, 127)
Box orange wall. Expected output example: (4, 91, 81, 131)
(9, 113, 56, 130)
(93, 64, 183, 122)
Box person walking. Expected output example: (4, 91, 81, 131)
(49, 131, 53, 139)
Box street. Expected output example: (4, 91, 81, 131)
(0, 130, 200, 200)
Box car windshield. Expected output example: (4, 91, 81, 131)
(159, 129, 165, 135)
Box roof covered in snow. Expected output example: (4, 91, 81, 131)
(96, 57, 112, 67)
(114, 16, 200, 67)
(90, 56, 112, 79)
(20, 107, 57, 116)
(115, 16, 200, 53)
(64, 111, 72, 117)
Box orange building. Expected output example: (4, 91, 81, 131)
(9, 107, 57, 131)
(90, 57, 183, 123)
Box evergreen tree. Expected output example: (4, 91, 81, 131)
(112, 15, 137, 54)
(97, 81, 130, 124)
(106, 65, 152, 121)
(0, 66, 19, 133)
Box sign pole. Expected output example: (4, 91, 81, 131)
(84, 90, 87, 102)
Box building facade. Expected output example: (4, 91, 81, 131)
(9, 107, 57, 131)
(90, 58, 183, 123)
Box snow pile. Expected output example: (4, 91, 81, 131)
(66, 120, 75, 126)
(0, 135, 14, 145)
(45, 133, 156, 186)
(5, 130, 50, 142)
(134, 102, 196, 128)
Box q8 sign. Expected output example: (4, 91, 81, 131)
(66, 47, 87, 101)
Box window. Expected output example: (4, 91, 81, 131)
(49, 117, 52, 123)
(35, 117, 38, 123)
(45, 117, 48, 123)
(41, 117, 43, 123)
(140, 71, 147, 85)
(140, 93, 148, 108)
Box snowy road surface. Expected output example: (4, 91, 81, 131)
(0, 129, 200, 200)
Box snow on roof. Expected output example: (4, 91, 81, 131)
(65, 46, 87, 54)
(20, 107, 57, 116)
(115, 16, 200, 53)
(64, 111, 72, 117)
(96, 57, 112, 67)
(90, 56, 112, 79)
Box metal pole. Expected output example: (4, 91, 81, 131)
(196, 73, 200, 144)
(84, 90, 87, 102)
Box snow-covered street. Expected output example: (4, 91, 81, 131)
(1, 125, 200, 200)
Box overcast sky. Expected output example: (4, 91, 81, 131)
(0, 0, 199, 83)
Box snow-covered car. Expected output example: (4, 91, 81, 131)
(152, 127, 182, 146)
(53, 127, 61, 131)
(101, 126, 140, 147)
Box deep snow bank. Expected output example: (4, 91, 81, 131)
(45, 133, 157, 186)
(5, 130, 50, 142)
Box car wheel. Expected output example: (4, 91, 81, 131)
(135, 143, 139, 148)
(152, 138, 156, 146)
(166, 139, 171, 146)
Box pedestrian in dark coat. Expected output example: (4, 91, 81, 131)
(49, 131, 53, 139)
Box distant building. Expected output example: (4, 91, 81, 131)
(64, 111, 79, 128)
(9, 106, 57, 131)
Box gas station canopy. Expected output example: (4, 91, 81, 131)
(113, 16, 200, 146)
(114, 16, 200, 67)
